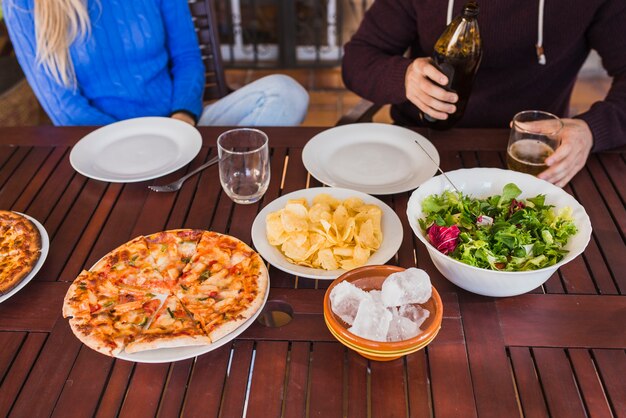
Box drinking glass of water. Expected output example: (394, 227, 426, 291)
(506, 110, 563, 176)
(217, 128, 270, 204)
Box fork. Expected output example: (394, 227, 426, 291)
(148, 155, 220, 192)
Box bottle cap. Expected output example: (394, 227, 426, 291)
(462, 2, 479, 17)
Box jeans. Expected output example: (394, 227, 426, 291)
(197, 74, 309, 126)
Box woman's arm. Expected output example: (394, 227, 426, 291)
(160, 0, 205, 122)
(2, 0, 117, 126)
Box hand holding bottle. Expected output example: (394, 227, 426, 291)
(405, 57, 459, 121)
(411, 1, 482, 130)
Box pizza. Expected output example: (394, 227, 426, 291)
(0, 210, 42, 294)
(63, 230, 268, 357)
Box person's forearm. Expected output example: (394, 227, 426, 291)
(576, 75, 626, 152)
(341, 0, 417, 105)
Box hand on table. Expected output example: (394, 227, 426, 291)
(405, 57, 458, 120)
(538, 118, 593, 187)
(171, 112, 196, 126)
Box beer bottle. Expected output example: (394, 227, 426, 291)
(423, 2, 482, 130)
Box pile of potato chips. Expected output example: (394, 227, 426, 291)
(265, 194, 383, 270)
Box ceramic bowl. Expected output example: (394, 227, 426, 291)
(406, 168, 592, 297)
(323, 265, 443, 361)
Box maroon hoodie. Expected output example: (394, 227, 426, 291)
(342, 0, 626, 151)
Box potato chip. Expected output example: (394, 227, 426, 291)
(308, 203, 332, 223)
(266, 193, 384, 271)
(340, 245, 371, 270)
(281, 202, 309, 233)
(317, 248, 339, 270)
(343, 197, 364, 214)
(313, 194, 341, 210)
(266, 212, 287, 245)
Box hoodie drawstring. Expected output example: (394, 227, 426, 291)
(536, 0, 547, 64)
(446, 0, 455, 25)
(446, 0, 547, 65)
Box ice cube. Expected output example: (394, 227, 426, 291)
(369, 289, 383, 305)
(387, 304, 430, 342)
(349, 298, 392, 342)
(381, 268, 432, 307)
(387, 307, 422, 342)
(329, 281, 370, 325)
(398, 304, 430, 329)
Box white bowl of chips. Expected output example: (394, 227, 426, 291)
(406, 168, 592, 297)
(251, 187, 404, 280)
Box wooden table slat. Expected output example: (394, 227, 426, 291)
(460, 294, 520, 416)
(308, 342, 344, 417)
(283, 342, 311, 418)
(0, 282, 68, 332)
(9, 320, 82, 418)
(118, 363, 170, 418)
(22, 151, 77, 227)
(570, 167, 626, 293)
(183, 147, 225, 232)
(0, 332, 26, 380)
(428, 293, 477, 418)
(94, 360, 134, 418)
(1, 147, 53, 210)
(218, 340, 254, 418)
(592, 349, 626, 417)
(586, 156, 626, 238)
(13, 147, 67, 213)
(346, 350, 368, 418)
(508, 347, 549, 418)
(498, 295, 626, 348)
(0, 148, 32, 205)
(370, 358, 408, 418)
(246, 341, 289, 417)
(532, 347, 586, 418)
(597, 153, 626, 205)
(406, 350, 432, 418)
(51, 347, 114, 418)
(155, 359, 193, 418)
(0, 333, 46, 418)
(42, 180, 113, 281)
(568, 349, 614, 418)
(181, 344, 231, 416)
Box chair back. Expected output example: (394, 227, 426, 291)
(188, 0, 230, 101)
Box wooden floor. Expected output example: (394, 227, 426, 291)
(225, 67, 612, 127)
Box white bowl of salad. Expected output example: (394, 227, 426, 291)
(407, 168, 592, 297)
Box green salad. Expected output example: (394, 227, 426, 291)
(418, 183, 578, 271)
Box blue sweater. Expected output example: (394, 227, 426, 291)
(3, 0, 205, 125)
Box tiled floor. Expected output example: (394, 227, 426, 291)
(226, 67, 612, 127)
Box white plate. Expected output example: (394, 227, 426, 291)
(0, 213, 49, 303)
(251, 187, 404, 280)
(70, 117, 202, 183)
(302, 123, 439, 195)
(117, 274, 269, 363)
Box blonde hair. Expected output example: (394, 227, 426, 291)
(34, 0, 91, 87)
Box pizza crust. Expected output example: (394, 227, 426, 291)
(69, 317, 125, 357)
(125, 334, 212, 354)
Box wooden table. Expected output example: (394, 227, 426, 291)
(0, 126, 624, 418)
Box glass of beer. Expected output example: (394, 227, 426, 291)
(506, 110, 563, 176)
